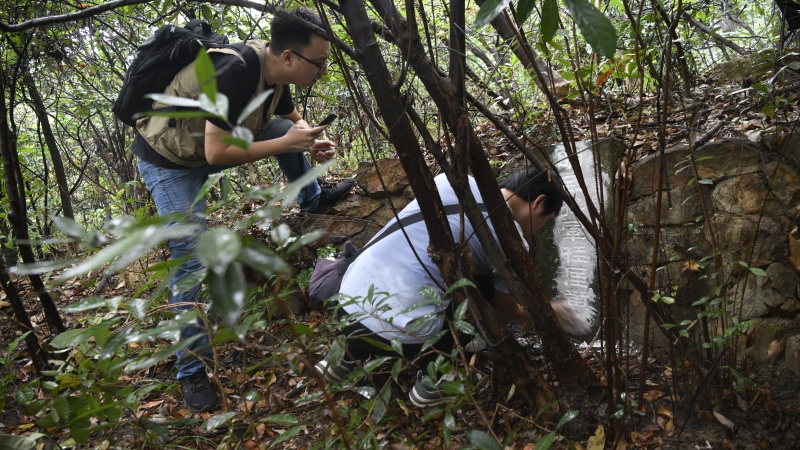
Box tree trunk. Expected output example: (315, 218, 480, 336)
(0, 254, 49, 374)
(23, 74, 74, 219)
(0, 68, 65, 336)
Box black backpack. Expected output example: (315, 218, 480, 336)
(112, 19, 230, 127)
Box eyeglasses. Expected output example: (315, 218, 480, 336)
(291, 50, 329, 71)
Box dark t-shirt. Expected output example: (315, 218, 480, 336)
(133, 42, 294, 169)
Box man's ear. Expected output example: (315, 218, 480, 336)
(281, 50, 293, 66)
(531, 194, 547, 210)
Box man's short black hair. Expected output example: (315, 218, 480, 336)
(500, 166, 565, 216)
(270, 7, 326, 54)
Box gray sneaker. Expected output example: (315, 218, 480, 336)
(409, 370, 458, 407)
(314, 356, 358, 383)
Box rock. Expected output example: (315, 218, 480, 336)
(629, 184, 706, 226)
(355, 158, 409, 198)
(738, 319, 800, 366)
(766, 262, 800, 297)
(785, 335, 800, 375)
(728, 273, 791, 321)
(694, 139, 761, 180)
(764, 161, 800, 207)
(629, 145, 693, 200)
(712, 173, 774, 215)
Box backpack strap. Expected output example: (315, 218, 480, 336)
(337, 203, 488, 275)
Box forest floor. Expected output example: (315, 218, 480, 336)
(2, 53, 800, 449)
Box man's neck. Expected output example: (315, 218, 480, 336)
(263, 46, 284, 85)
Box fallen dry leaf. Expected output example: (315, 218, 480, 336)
(587, 425, 605, 450)
(713, 410, 735, 431)
(766, 338, 784, 365)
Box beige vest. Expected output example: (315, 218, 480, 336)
(136, 40, 282, 167)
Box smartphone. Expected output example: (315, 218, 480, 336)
(316, 113, 337, 127)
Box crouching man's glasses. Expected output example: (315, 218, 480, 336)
(291, 50, 329, 71)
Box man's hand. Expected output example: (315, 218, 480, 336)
(309, 139, 336, 163)
(283, 123, 327, 153)
(551, 301, 591, 335)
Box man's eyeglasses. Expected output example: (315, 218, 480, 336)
(291, 50, 329, 71)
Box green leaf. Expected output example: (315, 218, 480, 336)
(205, 412, 238, 431)
(144, 93, 200, 108)
(269, 425, 305, 448)
(373, 383, 391, 424)
(195, 49, 217, 103)
(126, 298, 150, 321)
(53, 216, 87, 239)
(0, 433, 55, 450)
(9, 258, 79, 276)
(273, 162, 332, 210)
(443, 411, 455, 446)
(556, 409, 579, 429)
(290, 323, 313, 336)
(541, 0, 560, 43)
(535, 432, 556, 450)
(363, 356, 392, 374)
(466, 429, 502, 450)
(238, 247, 291, 276)
(563, 0, 618, 58)
(445, 278, 475, 295)
(230, 126, 254, 150)
(263, 414, 301, 426)
(208, 262, 246, 326)
(516, 0, 538, 23)
(193, 173, 225, 207)
(55, 224, 199, 282)
(749, 267, 767, 277)
(52, 396, 71, 423)
(63, 296, 123, 313)
(51, 328, 91, 349)
(140, 109, 213, 120)
(420, 330, 447, 352)
(99, 327, 133, 359)
(474, 0, 512, 28)
(199, 92, 229, 119)
(197, 228, 241, 274)
(455, 297, 469, 320)
(124, 334, 201, 373)
(237, 88, 275, 125)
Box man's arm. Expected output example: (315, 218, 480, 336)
(204, 106, 325, 166)
(493, 290, 591, 334)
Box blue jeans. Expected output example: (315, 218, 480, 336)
(137, 118, 320, 379)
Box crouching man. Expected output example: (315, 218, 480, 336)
(315, 166, 589, 407)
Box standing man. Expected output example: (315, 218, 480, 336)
(134, 7, 354, 412)
(315, 167, 589, 407)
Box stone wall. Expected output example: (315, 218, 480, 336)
(626, 137, 800, 374)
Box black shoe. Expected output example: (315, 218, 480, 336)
(179, 371, 220, 413)
(310, 179, 356, 214)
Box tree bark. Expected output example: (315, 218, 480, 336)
(23, 74, 74, 219)
(0, 254, 49, 374)
(0, 68, 65, 336)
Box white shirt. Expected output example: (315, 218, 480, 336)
(339, 174, 525, 344)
